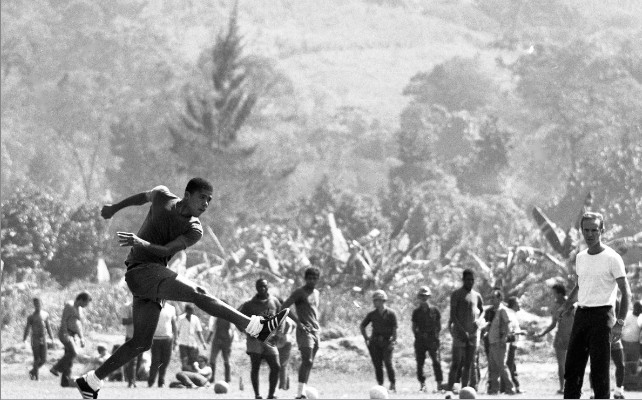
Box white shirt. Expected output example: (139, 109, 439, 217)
(176, 313, 203, 348)
(153, 303, 176, 339)
(621, 312, 642, 343)
(575, 246, 625, 307)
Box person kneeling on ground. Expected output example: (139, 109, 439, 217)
(171, 355, 212, 388)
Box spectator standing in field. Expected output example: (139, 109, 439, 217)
(361, 290, 398, 392)
(281, 267, 322, 399)
(175, 304, 207, 370)
(487, 290, 515, 395)
(536, 282, 575, 394)
(621, 300, 642, 380)
(120, 300, 143, 388)
(239, 279, 282, 399)
(504, 296, 523, 394)
(76, 178, 288, 399)
(148, 301, 176, 388)
(411, 286, 443, 393)
(23, 297, 54, 380)
(557, 212, 632, 399)
(51, 291, 92, 387)
(174, 355, 212, 388)
(206, 302, 235, 384)
(446, 269, 484, 392)
(276, 315, 296, 391)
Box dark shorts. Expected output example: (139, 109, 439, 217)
(296, 327, 320, 349)
(125, 263, 203, 306)
(246, 336, 279, 356)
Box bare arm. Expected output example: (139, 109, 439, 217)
(557, 281, 579, 320)
(45, 317, 54, 341)
(280, 293, 300, 325)
(101, 191, 150, 219)
(23, 317, 31, 342)
(117, 232, 188, 258)
(612, 276, 632, 342)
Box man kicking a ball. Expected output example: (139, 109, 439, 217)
(76, 178, 288, 399)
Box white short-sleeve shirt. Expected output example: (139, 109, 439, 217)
(176, 313, 203, 348)
(575, 245, 626, 308)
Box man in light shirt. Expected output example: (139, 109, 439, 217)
(557, 212, 632, 399)
(148, 302, 176, 387)
(175, 304, 207, 371)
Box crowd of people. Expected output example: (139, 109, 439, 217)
(19, 177, 642, 399)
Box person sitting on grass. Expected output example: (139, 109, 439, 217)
(172, 355, 212, 389)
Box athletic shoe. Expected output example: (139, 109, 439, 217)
(75, 375, 99, 399)
(257, 309, 289, 343)
(295, 396, 307, 399)
(50, 367, 60, 377)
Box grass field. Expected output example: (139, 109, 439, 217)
(2, 341, 641, 399)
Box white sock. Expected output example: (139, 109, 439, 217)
(616, 386, 624, 394)
(86, 370, 103, 391)
(245, 315, 262, 337)
(298, 382, 306, 396)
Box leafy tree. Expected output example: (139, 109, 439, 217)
(46, 204, 111, 285)
(1, 184, 68, 275)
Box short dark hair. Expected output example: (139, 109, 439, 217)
(76, 291, 92, 302)
(492, 289, 503, 300)
(304, 267, 320, 278)
(552, 283, 566, 296)
(463, 269, 474, 278)
(185, 177, 213, 194)
(255, 278, 267, 287)
(580, 212, 605, 230)
(185, 304, 194, 312)
(507, 296, 518, 308)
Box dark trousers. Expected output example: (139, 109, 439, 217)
(415, 341, 443, 384)
(502, 343, 519, 390)
(447, 343, 478, 389)
(148, 337, 173, 386)
(210, 341, 232, 383)
(179, 344, 199, 370)
(564, 306, 614, 399)
(368, 338, 396, 386)
(31, 341, 47, 376)
(53, 335, 77, 387)
(124, 336, 143, 383)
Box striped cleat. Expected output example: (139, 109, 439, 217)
(257, 309, 289, 343)
(75, 375, 99, 399)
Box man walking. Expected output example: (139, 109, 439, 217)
(51, 291, 92, 387)
(558, 212, 631, 399)
(412, 286, 443, 393)
(239, 279, 282, 399)
(23, 297, 54, 380)
(76, 178, 288, 399)
(281, 267, 321, 399)
(148, 301, 176, 388)
(446, 269, 484, 392)
(361, 290, 398, 392)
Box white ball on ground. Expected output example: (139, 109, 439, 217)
(213, 380, 229, 393)
(459, 386, 476, 399)
(304, 386, 319, 399)
(369, 385, 389, 399)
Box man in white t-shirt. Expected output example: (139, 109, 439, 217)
(175, 304, 207, 371)
(558, 212, 631, 399)
(148, 302, 176, 387)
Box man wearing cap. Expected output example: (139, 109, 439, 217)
(412, 286, 443, 392)
(361, 290, 398, 392)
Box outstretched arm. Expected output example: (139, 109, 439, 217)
(101, 191, 151, 219)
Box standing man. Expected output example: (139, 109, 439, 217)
(536, 282, 575, 394)
(239, 279, 282, 399)
(51, 291, 92, 387)
(281, 267, 321, 399)
(23, 297, 54, 380)
(120, 300, 142, 388)
(148, 301, 176, 388)
(76, 178, 288, 399)
(486, 290, 515, 395)
(206, 302, 235, 384)
(505, 296, 523, 394)
(446, 269, 484, 392)
(175, 304, 207, 370)
(412, 286, 443, 393)
(361, 290, 398, 392)
(558, 212, 631, 399)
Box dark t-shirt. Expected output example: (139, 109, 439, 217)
(362, 307, 398, 339)
(285, 287, 320, 331)
(412, 304, 441, 343)
(27, 311, 49, 345)
(125, 186, 203, 267)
